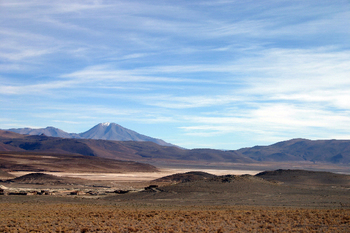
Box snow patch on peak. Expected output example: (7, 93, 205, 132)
(101, 122, 111, 127)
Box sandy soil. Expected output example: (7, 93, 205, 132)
(9, 168, 261, 181)
(1, 203, 349, 232)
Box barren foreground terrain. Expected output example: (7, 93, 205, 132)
(0, 202, 349, 232)
(1, 169, 350, 232)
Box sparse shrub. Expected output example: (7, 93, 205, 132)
(0, 203, 349, 232)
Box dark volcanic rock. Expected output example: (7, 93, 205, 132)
(256, 169, 350, 186)
(10, 173, 64, 184)
(153, 171, 217, 183)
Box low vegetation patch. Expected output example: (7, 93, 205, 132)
(0, 203, 349, 232)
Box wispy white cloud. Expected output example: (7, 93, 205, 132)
(136, 94, 240, 109)
(61, 65, 189, 83)
(0, 29, 60, 62)
(179, 103, 350, 144)
(1, 0, 350, 149)
(0, 80, 79, 95)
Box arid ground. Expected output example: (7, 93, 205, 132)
(1, 148, 349, 232)
(1, 202, 349, 232)
(1, 168, 350, 232)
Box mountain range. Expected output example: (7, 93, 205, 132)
(237, 138, 350, 163)
(0, 129, 252, 163)
(6, 123, 173, 147)
(1, 128, 350, 165)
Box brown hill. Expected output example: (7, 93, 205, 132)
(256, 169, 350, 187)
(0, 131, 254, 163)
(10, 173, 68, 184)
(97, 141, 252, 162)
(0, 130, 26, 151)
(106, 171, 350, 207)
(7, 172, 91, 186)
(0, 169, 14, 179)
(0, 130, 26, 139)
(0, 151, 158, 173)
(238, 138, 350, 164)
(153, 171, 216, 183)
(0, 142, 25, 152)
(1, 134, 96, 156)
(106, 173, 299, 206)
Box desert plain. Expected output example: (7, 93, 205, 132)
(1, 162, 350, 232)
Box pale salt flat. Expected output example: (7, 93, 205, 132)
(10, 168, 261, 181)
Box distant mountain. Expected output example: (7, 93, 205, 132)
(0, 129, 26, 139)
(2, 129, 350, 165)
(79, 123, 173, 147)
(0, 130, 254, 163)
(0, 130, 26, 152)
(237, 138, 350, 164)
(7, 126, 80, 139)
(256, 169, 350, 186)
(6, 123, 174, 147)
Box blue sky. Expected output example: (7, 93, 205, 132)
(1, 0, 350, 149)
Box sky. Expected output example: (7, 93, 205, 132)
(1, 0, 350, 150)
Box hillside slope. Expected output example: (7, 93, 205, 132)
(256, 169, 350, 186)
(238, 138, 350, 164)
(2, 130, 350, 165)
(0, 130, 253, 163)
(0, 151, 158, 173)
(7, 127, 80, 138)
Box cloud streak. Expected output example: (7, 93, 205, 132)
(1, 0, 350, 149)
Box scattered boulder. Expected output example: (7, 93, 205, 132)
(8, 191, 28, 195)
(114, 190, 130, 194)
(144, 185, 163, 192)
(27, 191, 39, 196)
(211, 175, 236, 183)
(40, 190, 51, 195)
(69, 191, 85, 195)
(145, 185, 158, 189)
(86, 191, 99, 195)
